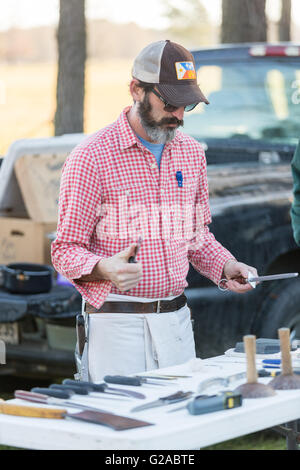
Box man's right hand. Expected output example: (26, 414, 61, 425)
(79, 244, 143, 292)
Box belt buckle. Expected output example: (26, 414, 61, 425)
(156, 300, 161, 314)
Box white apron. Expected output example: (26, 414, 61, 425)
(84, 293, 196, 383)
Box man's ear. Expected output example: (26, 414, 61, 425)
(130, 79, 144, 103)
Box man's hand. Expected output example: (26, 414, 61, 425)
(94, 243, 143, 292)
(222, 259, 258, 294)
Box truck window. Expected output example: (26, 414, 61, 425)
(184, 61, 300, 144)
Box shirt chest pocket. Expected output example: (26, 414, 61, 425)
(102, 184, 153, 208)
(167, 176, 198, 206)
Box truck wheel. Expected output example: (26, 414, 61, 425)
(258, 278, 300, 342)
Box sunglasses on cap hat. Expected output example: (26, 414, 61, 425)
(151, 88, 198, 113)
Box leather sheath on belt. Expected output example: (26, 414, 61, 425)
(85, 293, 187, 314)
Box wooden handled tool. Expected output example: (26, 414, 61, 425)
(234, 335, 276, 398)
(269, 328, 300, 390)
(0, 399, 65, 419)
(0, 398, 152, 430)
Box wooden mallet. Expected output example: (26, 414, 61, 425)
(234, 335, 276, 398)
(268, 328, 300, 390)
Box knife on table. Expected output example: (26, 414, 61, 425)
(137, 374, 192, 380)
(62, 379, 146, 399)
(15, 390, 110, 413)
(130, 391, 194, 412)
(104, 375, 169, 387)
(197, 369, 270, 393)
(32, 385, 129, 402)
(3, 397, 152, 430)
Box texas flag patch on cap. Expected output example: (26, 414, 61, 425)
(175, 61, 196, 80)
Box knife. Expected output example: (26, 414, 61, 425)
(128, 236, 143, 263)
(130, 391, 194, 412)
(137, 374, 192, 380)
(3, 398, 152, 430)
(61, 379, 145, 400)
(15, 390, 110, 413)
(104, 375, 169, 387)
(168, 391, 243, 414)
(0, 398, 66, 419)
(32, 386, 128, 402)
(197, 369, 270, 393)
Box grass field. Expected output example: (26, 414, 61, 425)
(0, 59, 133, 156)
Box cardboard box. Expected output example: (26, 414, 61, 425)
(0, 217, 57, 265)
(14, 153, 67, 223)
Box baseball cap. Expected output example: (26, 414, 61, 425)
(132, 40, 209, 107)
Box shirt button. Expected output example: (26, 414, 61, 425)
(150, 163, 156, 169)
(169, 268, 173, 274)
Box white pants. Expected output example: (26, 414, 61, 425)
(86, 295, 196, 383)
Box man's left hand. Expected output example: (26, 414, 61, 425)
(222, 259, 258, 293)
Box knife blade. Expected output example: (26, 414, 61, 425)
(62, 379, 145, 399)
(61, 382, 130, 400)
(130, 391, 194, 412)
(137, 374, 192, 380)
(248, 272, 298, 283)
(197, 369, 269, 393)
(197, 372, 246, 393)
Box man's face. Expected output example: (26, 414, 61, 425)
(137, 90, 184, 144)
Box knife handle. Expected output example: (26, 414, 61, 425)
(15, 390, 49, 404)
(62, 379, 106, 393)
(31, 387, 71, 400)
(0, 401, 66, 419)
(50, 384, 89, 396)
(104, 375, 142, 386)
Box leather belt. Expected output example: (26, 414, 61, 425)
(85, 293, 187, 314)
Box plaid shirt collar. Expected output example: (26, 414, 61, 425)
(117, 106, 185, 151)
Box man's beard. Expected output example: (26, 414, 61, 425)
(137, 93, 184, 144)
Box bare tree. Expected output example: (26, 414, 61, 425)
(221, 0, 267, 43)
(279, 0, 291, 42)
(54, 0, 86, 136)
(162, 0, 213, 47)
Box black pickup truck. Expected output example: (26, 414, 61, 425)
(1, 43, 300, 379)
(186, 43, 300, 357)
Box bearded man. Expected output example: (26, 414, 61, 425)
(52, 40, 257, 382)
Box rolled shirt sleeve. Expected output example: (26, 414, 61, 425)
(51, 146, 112, 304)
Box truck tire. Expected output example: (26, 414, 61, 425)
(257, 278, 300, 342)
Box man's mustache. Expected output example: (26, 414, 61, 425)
(156, 117, 184, 127)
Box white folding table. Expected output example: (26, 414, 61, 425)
(0, 356, 300, 450)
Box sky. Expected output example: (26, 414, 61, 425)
(0, 0, 299, 31)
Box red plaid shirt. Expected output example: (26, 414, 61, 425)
(51, 107, 234, 308)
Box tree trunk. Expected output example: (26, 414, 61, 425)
(54, 0, 86, 136)
(279, 0, 291, 42)
(221, 0, 267, 43)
